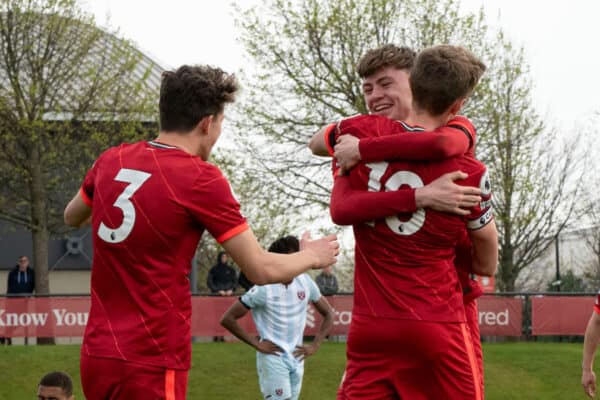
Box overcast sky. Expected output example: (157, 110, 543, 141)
(81, 0, 600, 132)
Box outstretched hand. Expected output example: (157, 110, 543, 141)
(301, 232, 339, 269)
(416, 171, 482, 215)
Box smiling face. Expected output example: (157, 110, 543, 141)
(362, 66, 412, 121)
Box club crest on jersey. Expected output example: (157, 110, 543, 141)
(479, 169, 492, 196)
(297, 291, 306, 300)
(275, 388, 284, 396)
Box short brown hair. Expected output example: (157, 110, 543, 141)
(410, 45, 486, 116)
(159, 65, 238, 132)
(356, 44, 416, 78)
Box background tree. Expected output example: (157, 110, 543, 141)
(0, 0, 160, 297)
(193, 149, 301, 293)
(581, 149, 600, 290)
(546, 270, 586, 293)
(471, 32, 586, 291)
(232, 0, 586, 291)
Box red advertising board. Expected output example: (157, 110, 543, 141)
(531, 296, 595, 335)
(0, 297, 89, 337)
(476, 295, 523, 336)
(191, 295, 354, 336)
(0, 295, 354, 337)
(0, 294, 591, 338)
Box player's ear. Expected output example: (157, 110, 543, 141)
(197, 115, 213, 135)
(449, 98, 466, 116)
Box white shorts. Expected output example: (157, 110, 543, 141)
(256, 352, 304, 400)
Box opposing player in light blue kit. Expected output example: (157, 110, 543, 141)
(221, 235, 334, 400)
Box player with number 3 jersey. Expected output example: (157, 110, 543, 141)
(64, 65, 339, 399)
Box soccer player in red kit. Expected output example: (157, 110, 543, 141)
(63, 65, 339, 399)
(324, 46, 498, 399)
(309, 44, 488, 394)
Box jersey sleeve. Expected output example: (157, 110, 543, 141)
(187, 165, 249, 243)
(240, 285, 267, 309)
(329, 174, 416, 225)
(358, 115, 476, 162)
(305, 275, 321, 302)
(80, 156, 103, 206)
(322, 123, 338, 157)
(464, 166, 494, 230)
(594, 291, 600, 314)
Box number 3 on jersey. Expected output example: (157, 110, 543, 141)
(98, 168, 151, 244)
(366, 162, 425, 236)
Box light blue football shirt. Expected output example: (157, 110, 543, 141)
(241, 273, 321, 355)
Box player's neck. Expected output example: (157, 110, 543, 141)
(155, 131, 203, 157)
(405, 109, 447, 131)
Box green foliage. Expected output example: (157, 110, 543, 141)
(232, 0, 585, 292)
(0, 342, 587, 399)
(0, 0, 161, 293)
(546, 269, 586, 293)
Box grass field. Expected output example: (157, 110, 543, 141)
(0, 341, 587, 399)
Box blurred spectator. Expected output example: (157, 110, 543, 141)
(315, 266, 338, 296)
(7, 255, 34, 295)
(207, 252, 237, 296)
(37, 371, 74, 400)
(207, 251, 237, 342)
(2, 255, 34, 345)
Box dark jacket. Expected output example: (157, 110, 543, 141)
(207, 252, 237, 293)
(315, 272, 338, 296)
(7, 266, 35, 295)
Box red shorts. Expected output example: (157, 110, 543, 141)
(465, 299, 484, 397)
(337, 314, 482, 400)
(81, 354, 188, 400)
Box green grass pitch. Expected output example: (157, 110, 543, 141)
(0, 341, 587, 399)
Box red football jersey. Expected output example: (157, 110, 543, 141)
(329, 115, 493, 322)
(325, 114, 476, 161)
(80, 140, 248, 370)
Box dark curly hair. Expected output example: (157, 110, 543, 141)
(39, 371, 73, 397)
(268, 235, 300, 254)
(159, 65, 239, 132)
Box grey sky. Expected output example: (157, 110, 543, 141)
(83, 0, 600, 132)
